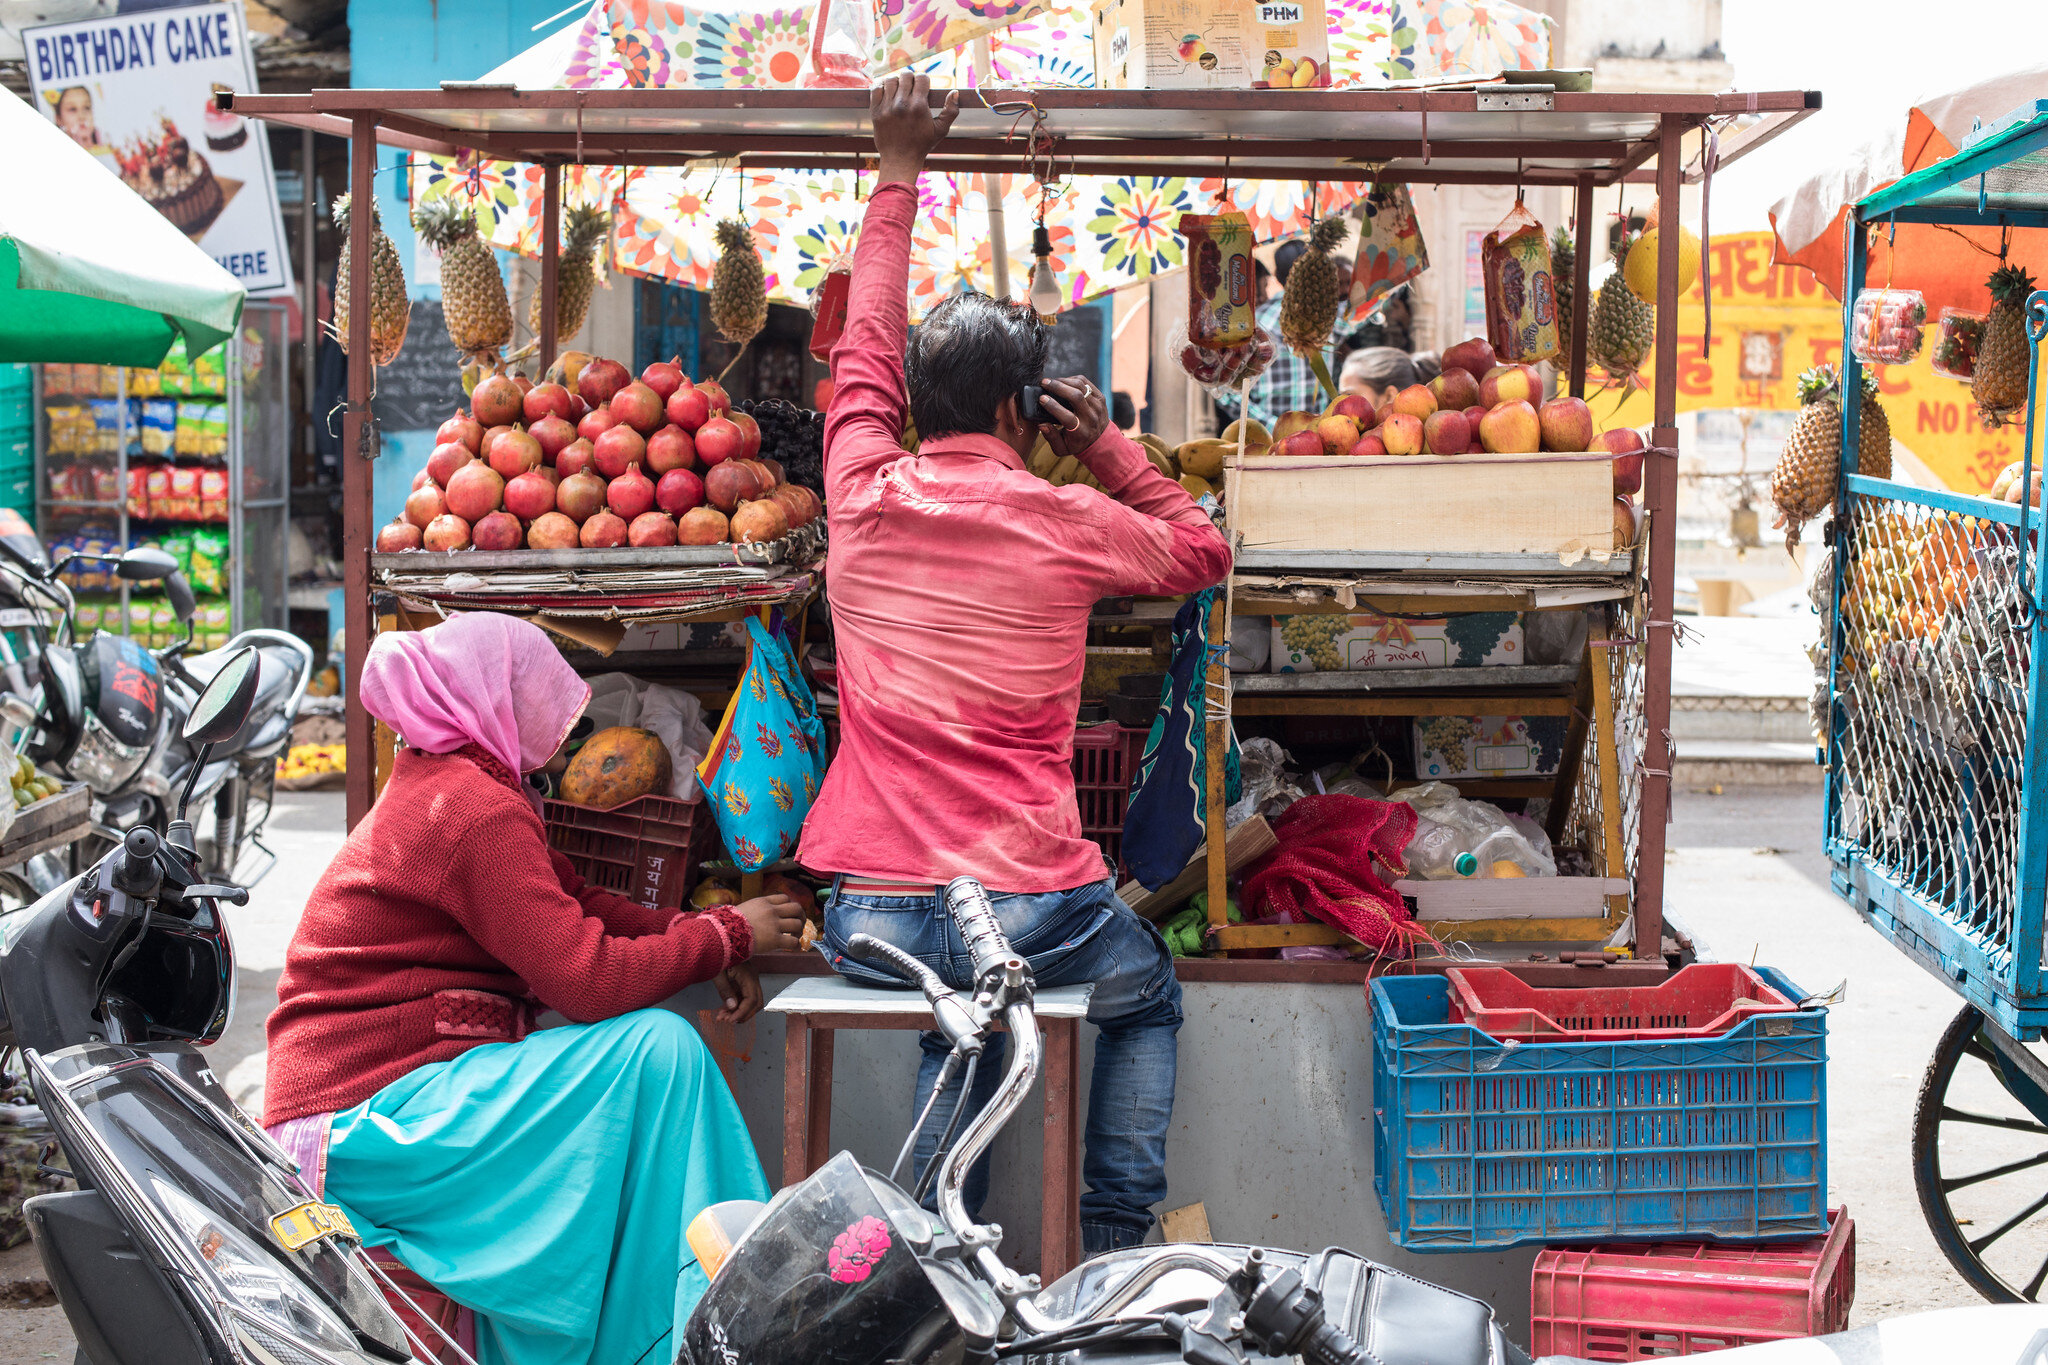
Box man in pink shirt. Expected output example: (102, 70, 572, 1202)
(803, 75, 1232, 1257)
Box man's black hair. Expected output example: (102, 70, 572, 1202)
(1111, 390, 1137, 430)
(1273, 240, 1307, 286)
(904, 291, 1051, 439)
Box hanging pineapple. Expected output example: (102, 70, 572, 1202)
(1549, 225, 1576, 350)
(412, 196, 513, 363)
(527, 203, 611, 344)
(1278, 216, 1351, 400)
(1589, 229, 1654, 390)
(330, 194, 409, 367)
(710, 218, 768, 348)
(1769, 364, 1889, 553)
(1972, 263, 2037, 428)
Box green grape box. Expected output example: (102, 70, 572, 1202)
(1271, 611, 1523, 673)
(1414, 714, 1567, 781)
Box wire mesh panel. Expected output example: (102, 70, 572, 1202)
(1567, 554, 1650, 892)
(1827, 485, 2046, 1036)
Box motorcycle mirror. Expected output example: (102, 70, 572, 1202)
(164, 570, 197, 624)
(0, 509, 47, 578)
(183, 647, 260, 745)
(115, 546, 179, 582)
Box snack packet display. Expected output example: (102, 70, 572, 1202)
(1181, 212, 1257, 350)
(74, 601, 101, 635)
(188, 528, 228, 595)
(188, 345, 223, 395)
(126, 598, 154, 641)
(162, 466, 203, 520)
(198, 466, 228, 522)
(1933, 307, 1986, 380)
(89, 398, 123, 456)
(150, 599, 178, 647)
(1850, 288, 1927, 365)
(91, 466, 120, 505)
(1481, 201, 1560, 364)
(1348, 181, 1430, 318)
(143, 465, 171, 518)
(199, 402, 228, 457)
(140, 399, 177, 455)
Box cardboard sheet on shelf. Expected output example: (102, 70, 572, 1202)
(385, 561, 825, 624)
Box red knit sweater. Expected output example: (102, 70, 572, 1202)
(263, 744, 749, 1127)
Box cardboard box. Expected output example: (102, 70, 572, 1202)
(1093, 0, 1329, 91)
(1413, 715, 1567, 781)
(1271, 611, 1524, 673)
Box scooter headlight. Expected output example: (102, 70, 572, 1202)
(148, 1177, 362, 1362)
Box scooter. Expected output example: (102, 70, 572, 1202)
(0, 518, 312, 892)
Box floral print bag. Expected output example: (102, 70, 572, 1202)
(696, 616, 827, 872)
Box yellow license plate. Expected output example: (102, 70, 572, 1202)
(270, 1201, 357, 1251)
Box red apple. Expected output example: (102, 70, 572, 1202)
(1442, 336, 1498, 381)
(1479, 364, 1543, 409)
(666, 383, 712, 432)
(1479, 400, 1542, 454)
(1428, 368, 1481, 412)
(646, 425, 696, 474)
(657, 467, 706, 515)
(1390, 384, 1438, 420)
(1315, 414, 1360, 457)
(1324, 393, 1372, 422)
(1348, 432, 1388, 458)
(1598, 428, 1649, 494)
(1274, 430, 1325, 458)
(593, 425, 647, 480)
(1380, 413, 1424, 456)
(1538, 396, 1595, 453)
(1422, 409, 1472, 456)
(629, 511, 678, 547)
(1462, 405, 1488, 432)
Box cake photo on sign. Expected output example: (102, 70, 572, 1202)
(117, 117, 224, 240)
(204, 87, 246, 152)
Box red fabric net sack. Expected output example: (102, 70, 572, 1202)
(1241, 794, 1421, 955)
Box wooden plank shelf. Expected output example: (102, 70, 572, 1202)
(1232, 694, 1576, 717)
(1231, 547, 1637, 578)
(1232, 664, 1581, 693)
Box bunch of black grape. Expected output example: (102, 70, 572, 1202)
(738, 398, 825, 496)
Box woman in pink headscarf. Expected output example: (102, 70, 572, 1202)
(263, 613, 802, 1365)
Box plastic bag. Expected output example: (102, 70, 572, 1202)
(806, 0, 873, 88)
(1933, 307, 1986, 380)
(1480, 201, 1559, 364)
(696, 617, 827, 870)
(1224, 736, 1306, 828)
(1228, 616, 1270, 673)
(1850, 288, 1926, 365)
(1393, 782, 1555, 878)
(1348, 181, 1430, 318)
(1178, 324, 1276, 392)
(808, 254, 852, 361)
(636, 682, 714, 803)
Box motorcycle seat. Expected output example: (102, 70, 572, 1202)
(184, 644, 302, 756)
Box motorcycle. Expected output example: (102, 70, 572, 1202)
(0, 516, 312, 892)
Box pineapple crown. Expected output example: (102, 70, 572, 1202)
(331, 192, 378, 232)
(1550, 224, 1575, 257)
(1989, 262, 2038, 306)
(1306, 216, 1350, 256)
(563, 203, 610, 252)
(715, 219, 758, 255)
(1795, 364, 1843, 408)
(410, 196, 481, 250)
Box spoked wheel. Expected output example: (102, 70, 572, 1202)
(1912, 1003, 2048, 1301)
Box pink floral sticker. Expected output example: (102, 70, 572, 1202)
(827, 1215, 892, 1283)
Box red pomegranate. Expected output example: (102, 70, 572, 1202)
(437, 410, 483, 454)
(377, 518, 424, 551)
(577, 405, 620, 444)
(471, 374, 525, 428)
(607, 463, 657, 520)
(411, 468, 433, 491)
(536, 465, 561, 487)
(423, 513, 471, 551)
(610, 381, 664, 434)
(731, 498, 790, 544)
(472, 510, 524, 551)
(731, 411, 763, 460)
(769, 484, 809, 527)
(529, 414, 577, 462)
(738, 459, 777, 492)
(556, 439, 595, 479)
(628, 511, 677, 547)
(504, 469, 557, 521)
(640, 357, 684, 402)
(523, 382, 574, 424)
(480, 424, 514, 461)
(704, 461, 759, 512)
(567, 393, 589, 421)
(656, 468, 706, 515)
(526, 511, 580, 549)
(427, 441, 474, 487)
(445, 461, 506, 522)
(577, 358, 628, 407)
(760, 457, 786, 485)
(579, 510, 629, 548)
(513, 374, 533, 395)
(696, 417, 742, 466)
(677, 506, 729, 544)
(665, 383, 711, 431)
(404, 482, 446, 529)
(646, 425, 695, 474)
(556, 470, 608, 524)
(593, 425, 646, 480)
(489, 429, 544, 480)
(696, 378, 731, 416)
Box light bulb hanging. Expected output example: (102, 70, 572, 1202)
(1029, 224, 1062, 324)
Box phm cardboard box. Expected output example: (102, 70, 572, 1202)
(1092, 0, 1331, 91)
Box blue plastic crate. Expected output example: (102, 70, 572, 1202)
(1371, 969, 1827, 1252)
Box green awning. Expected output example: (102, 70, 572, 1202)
(0, 88, 247, 366)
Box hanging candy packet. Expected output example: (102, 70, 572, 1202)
(808, 252, 852, 362)
(1481, 201, 1560, 364)
(1181, 212, 1257, 350)
(1850, 288, 1927, 365)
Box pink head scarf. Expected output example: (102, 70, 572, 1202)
(360, 614, 589, 779)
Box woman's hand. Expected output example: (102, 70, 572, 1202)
(711, 963, 764, 1023)
(737, 893, 805, 954)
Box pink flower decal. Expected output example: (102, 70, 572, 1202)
(827, 1215, 892, 1283)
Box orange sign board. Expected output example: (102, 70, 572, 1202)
(1603, 231, 2026, 496)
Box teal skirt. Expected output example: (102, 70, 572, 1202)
(323, 1009, 769, 1365)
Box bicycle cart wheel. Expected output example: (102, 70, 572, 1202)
(1912, 1003, 2048, 1301)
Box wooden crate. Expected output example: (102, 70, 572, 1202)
(0, 782, 90, 870)
(1225, 451, 1617, 559)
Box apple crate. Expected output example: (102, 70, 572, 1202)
(1224, 449, 1619, 559)
(1529, 1208, 1854, 1359)
(543, 793, 718, 910)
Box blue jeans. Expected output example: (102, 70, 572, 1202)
(820, 878, 1182, 1257)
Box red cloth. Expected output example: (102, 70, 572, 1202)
(1240, 795, 1420, 953)
(798, 180, 1233, 892)
(263, 744, 750, 1127)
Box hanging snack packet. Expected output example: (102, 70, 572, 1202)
(808, 253, 852, 362)
(1481, 201, 1560, 364)
(189, 528, 228, 595)
(144, 465, 173, 518)
(74, 601, 101, 635)
(1181, 212, 1256, 350)
(164, 467, 203, 521)
(90, 398, 122, 456)
(150, 599, 177, 648)
(189, 345, 223, 395)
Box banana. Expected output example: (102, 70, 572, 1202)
(1143, 447, 1178, 479)
(1027, 443, 1061, 479)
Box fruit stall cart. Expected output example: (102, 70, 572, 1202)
(1819, 97, 2048, 1304)
(224, 84, 1824, 1290)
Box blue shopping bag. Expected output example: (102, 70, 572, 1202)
(696, 616, 827, 871)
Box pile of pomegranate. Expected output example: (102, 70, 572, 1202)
(376, 355, 823, 554)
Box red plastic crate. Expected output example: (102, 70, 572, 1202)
(543, 793, 717, 910)
(1072, 722, 1146, 868)
(1529, 1208, 1854, 1359)
(1445, 963, 1798, 1042)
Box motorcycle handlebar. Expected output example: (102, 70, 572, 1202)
(843, 933, 983, 1053)
(943, 877, 1016, 986)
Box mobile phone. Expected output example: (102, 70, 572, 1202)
(1020, 384, 1046, 424)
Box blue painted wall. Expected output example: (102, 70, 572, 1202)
(349, 0, 573, 526)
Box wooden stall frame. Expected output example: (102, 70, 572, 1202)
(224, 84, 1820, 976)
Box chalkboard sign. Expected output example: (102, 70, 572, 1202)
(1041, 298, 1109, 393)
(371, 301, 467, 434)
